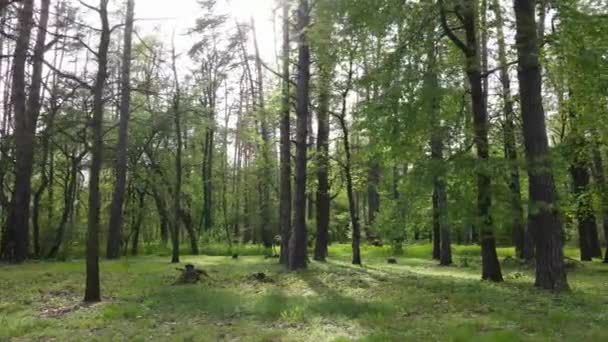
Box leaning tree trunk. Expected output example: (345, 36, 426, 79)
(279, 0, 292, 265)
(2, 0, 34, 263)
(107, 0, 135, 259)
(513, 0, 568, 290)
(288, 0, 310, 271)
(85, 0, 111, 303)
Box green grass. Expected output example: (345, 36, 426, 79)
(1, 244, 607, 341)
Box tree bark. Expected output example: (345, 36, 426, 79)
(492, 0, 528, 260)
(288, 0, 310, 270)
(314, 54, 332, 262)
(107, 0, 135, 259)
(85, 0, 111, 303)
(439, 0, 502, 281)
(1, 0, 34, 263)
(279, 0, 292, 265)
(170, 42, 181, 264)
(513, 0, 568, 290)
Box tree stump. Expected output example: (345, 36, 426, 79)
(174, 264, 208, 285)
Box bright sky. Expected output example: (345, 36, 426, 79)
(135, 0, 278, 65)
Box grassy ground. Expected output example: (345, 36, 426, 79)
(1, 244, 607, 341)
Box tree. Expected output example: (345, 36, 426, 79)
(85, 0, 111, 303)
(107, 0, 135, 259)
(279, 0, 292, 265)
(1, 0, 34, 263)
(439, 0, 502, 281)
(289, 0, 310, 270)
(513, 0, 568, 290)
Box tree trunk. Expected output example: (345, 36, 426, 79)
(279, 0, 292, 265)
(314, 55, 332, 262)
(251, 18, 273, 249)
(492, 0, 528, 260)
(170, 43, 181, 264)
(85, 0, 111, 303)
(107, 0, 135, 259)
(589, 141, 608, 263)
(2, 0, 34, 263)
(439, 0, 502, 281)
(288, 0, 310, 270)
(130, 190, 145, 256)
(513, 0, 568, 290)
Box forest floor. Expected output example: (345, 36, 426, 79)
(1, 244, 607, 341)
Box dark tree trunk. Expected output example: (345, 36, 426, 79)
(425, 28, 450, 265)
(170, 44, 181, 264)
(367, 161, 380, 229)
(492, 0, 528, 260)
(85, 0, 111, 303)
(47, 152, 80, 259)
(513, 0, 568, 290)
(2, 0, 34, 263)
(288, 0, 310, 270)
(279, 0, 292, 265)
(179, 209, 198, 255)
(130, 190, 145, 256)
(107, 0, 135, 259)
(28, 0, 51, 259)
(314, 59, 331, 262)
(589, 141, 608, 263)
(570, 160, 598, 261)
(440, 0, 502, 281)
(151, 189, 169, 246)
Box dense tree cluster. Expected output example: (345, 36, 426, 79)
(1, 0, 607, 300)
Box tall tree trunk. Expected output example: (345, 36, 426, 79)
(1, 0, 34, 262)
(107, 0, 135, 259)
(439, 0, 502, 281)
(425, 23, 450, 265)
(252, 18, 273, 249)
(513, 0, 568, 290)
(151, 188, 169, 246)
(170, 42, 181, 264)
(314, 54, 332, 262)
(279, 0, 292, 265)
(85, 0, 111, 303)
(492, 0, 528, 260)
(289, 0, 310, 270)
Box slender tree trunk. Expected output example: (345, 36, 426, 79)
(151, 188, 169, 246)
(314, 57, 332, 262)
(279, 0, 292, 265)
(252, 18, 273, 249)
(130, 190, 145, 256)
(492, 0, 528, 260)
(1, 0, 34, 263)
(289, 0, 310, 270)
(170, 42, 181, 264)
(85, 0, 111, 303)
(107, 0, 135, 259)
(513, 0, 568, 290)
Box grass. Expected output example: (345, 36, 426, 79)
(1, 244, 607, 341)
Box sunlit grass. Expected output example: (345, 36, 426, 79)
(1, 244, 607, 341)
